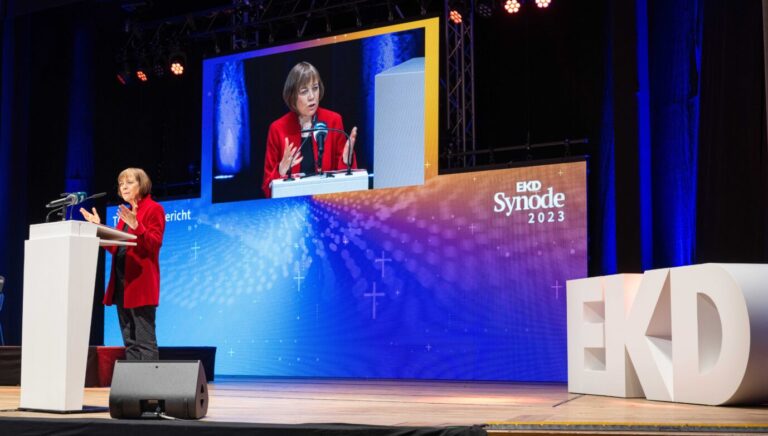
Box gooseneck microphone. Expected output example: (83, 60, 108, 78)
(344, 130, 354, 176)
(44, 191, 107, 222)
(85, 192, 107, 201)
(300, 124, 355, 177)
(313, 121, 328, 175)
(46, 192, 87, 209)
(285, 140, 296, 181)
(285, 148, 297, 182)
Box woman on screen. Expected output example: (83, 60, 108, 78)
(262, 61, 358, 197)
(80, 168, 166, 361)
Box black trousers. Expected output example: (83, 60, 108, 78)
(117, 305, 159, 360)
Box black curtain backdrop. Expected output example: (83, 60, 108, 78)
(0, 2, 30, 347)
(472, 1, 605, 162)
(609, 0, 643, 273)
(697, 0, 768, 263)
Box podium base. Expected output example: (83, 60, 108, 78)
(17, 405, 108, 414)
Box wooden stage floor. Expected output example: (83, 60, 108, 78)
(1, 378, 768, 434)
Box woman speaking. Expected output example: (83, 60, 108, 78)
(80, 167, 165, 360)
(262, 61, 358, 198)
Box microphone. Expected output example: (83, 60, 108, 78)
(85, 192, 107, 201)
(46, 192, 87, 209)
(285, 150, 297, 182)
(300, 124, 356, 177)
(313, 121, 328, 175)
(344, 129, 354, 176)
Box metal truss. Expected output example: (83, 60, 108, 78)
(124, 1, 437, 52)
(444, 0, 476, 169)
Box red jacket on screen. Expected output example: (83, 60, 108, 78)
(104, 195, 165, 309)
(262, 107, 357, 198)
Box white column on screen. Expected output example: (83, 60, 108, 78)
(374, 57, 425, 189)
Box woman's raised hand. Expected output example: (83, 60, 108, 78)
(79, 207, 101, 225)
(118, 201, 139, 230)
(342, 126, 358, 166)
(278, 137, 303, 176)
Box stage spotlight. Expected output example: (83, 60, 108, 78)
(116, 62, 131, 85)
(116, 70, 130, 85)
(135, 56, 149, 83)
(354, 5, 362, 27)
(476, 0, 493, 18)
(449, 9, 463, 24)
(152, 58, 166, 78)
(504, 0, 521, 14)
(535, 0, 551, 8)
(133, 50, 151, 83)
(115, 51, 131, 85)
(135, 68, 148, 82)
(169, 52, 186, 76)
(170, 61, 184, 75)
(151, 48, 166, 78)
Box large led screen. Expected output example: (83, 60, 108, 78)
(105, 160, 586, 381)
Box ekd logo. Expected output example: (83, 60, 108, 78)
(493, 180, 566, 216)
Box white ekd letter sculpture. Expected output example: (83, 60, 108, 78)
(567, 263, 768, 406)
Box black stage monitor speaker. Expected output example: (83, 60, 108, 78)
(109, 360, 208, 419)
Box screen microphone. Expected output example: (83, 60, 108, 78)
(312, 121, 328, 175)
(300, 124, 355, 176)
(313, 121, 328, 154)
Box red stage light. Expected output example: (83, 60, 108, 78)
(136, 70, 148, 82)
(535, 0, 551, 8)
(449, 9, 463, 24)
(116, 61, 131, 86)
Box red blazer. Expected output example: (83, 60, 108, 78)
(262, 107, 357, 197)
(104, 195, 165, 309)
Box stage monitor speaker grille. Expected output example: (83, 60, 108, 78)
(109, 360, 208, 419)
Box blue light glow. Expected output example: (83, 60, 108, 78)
(214, 61, 250, 175)
(648, 0, 701, 267)
(599, 21, 617, 275)
(636, 0, 653, 270)
(65, 24, 93, 194)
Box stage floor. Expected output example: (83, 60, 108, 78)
(1, 378, 768, 434)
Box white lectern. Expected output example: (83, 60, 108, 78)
(20, 220, 135, 412)
(271, 169, 369, 199)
